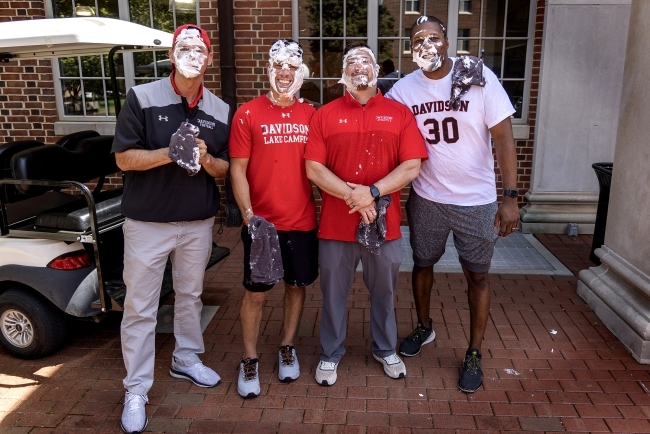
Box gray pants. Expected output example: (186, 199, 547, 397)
(121, 217, 214, 395)
(319, 239, 402, 363)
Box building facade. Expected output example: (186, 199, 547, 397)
(0, 1, 623, 231)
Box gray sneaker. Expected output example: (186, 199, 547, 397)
(373, 353, 406, 379)
(169, 357, 220, 387)
(120, 392, 148, 434)
(315, 360, 338, 386)
(278, 345, 300, 382)
(237, 358, 260, 398)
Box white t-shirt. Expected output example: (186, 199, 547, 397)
(386, 59, 515, 206)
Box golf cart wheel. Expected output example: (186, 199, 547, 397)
(0, 288, 68, 359)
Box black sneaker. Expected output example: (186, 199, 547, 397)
(399, 319, 435, 357)
(458, 349, 483, 393)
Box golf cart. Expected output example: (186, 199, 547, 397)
(0, 17, 229, 359)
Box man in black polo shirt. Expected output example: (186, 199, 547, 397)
(111, 24, 229, 434)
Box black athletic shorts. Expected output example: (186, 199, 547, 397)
(241, 226, 319, 292)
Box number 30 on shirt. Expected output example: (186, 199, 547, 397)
(423, 117, 459, 145)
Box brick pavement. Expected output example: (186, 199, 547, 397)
(1, 228, 650, 433)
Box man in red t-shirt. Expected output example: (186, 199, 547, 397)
(305, 42, 428, 386)
(229, 40, 318, 398)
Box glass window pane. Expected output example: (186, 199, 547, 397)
(423, 0, 448, 30)
(80, 56, 103, 78)
(481, 39, 502, 78)
(106, 79, 127, 116)
(53, 0, 74, 17)
(154, 51, 172, 77)
(378, 2, 398, 37)
(103, 53, 125, 78)
(98, 0, 120, 18)
(83, 80, 107, 116)
(482, 0, 506, 38)
(310, 0, 344, 38)
(302, 40, 321, 78)
(346, 0, 367, 37)
(503, 39, 527, 78)
(74, 0, 97, 17)
(129, 0, 152, 27)
(458, 0, 480, 36)
(502, 80, 524, 118)
(59, 57, 80, 77)
(300, 0, 323, 38)
(505, 0, 530, 37)
(152, 0, 175, 32)
(322, 40, 344, 78)
(300, 78, 321, 104)
(134, 51, 155, 78)
(61, 79, 83, 115)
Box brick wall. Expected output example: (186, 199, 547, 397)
(0, 1, 57, 145)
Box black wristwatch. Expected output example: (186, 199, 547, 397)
(502, 189, 519, 198)
(369, 185, 380, 201)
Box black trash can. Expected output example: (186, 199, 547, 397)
(590, 162, 613, 265)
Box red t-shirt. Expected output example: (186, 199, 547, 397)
(229, 96, 317, 231)
(305, 91, 428, 242)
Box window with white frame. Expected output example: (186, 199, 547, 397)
(459, 0, 472, 14)
(405, 0, 420, 14)
(294, 0, 533, 121)
(51, 0, 198, 119)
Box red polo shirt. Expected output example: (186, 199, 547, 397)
(305, 91, 428, 242)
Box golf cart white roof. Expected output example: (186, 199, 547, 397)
(0, 17, 173, 60)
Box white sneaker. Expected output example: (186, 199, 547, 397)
(120, 392, 148, 434)
(169, 357, 220, 387)
(278, 345, 300, 382)
(373, 353, 406, 379)
(237, 358, 260, 398)
(315, 360, 339, 386)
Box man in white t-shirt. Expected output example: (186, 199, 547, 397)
(386, 15, 520, 393)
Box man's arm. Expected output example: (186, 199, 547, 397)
(230, 157, 254, 224)
(344, 158, 421, 213)
(306, 159, 376, 224)
(115, 148, 171, 171)
(197, 139, 229, 178)
(490, 116, 520, 237)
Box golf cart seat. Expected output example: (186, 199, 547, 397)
(11, 135, 119, 196)
(0, 139, 46, 203)
(6, 135, 123, 232)
(55, 130, 100, 150)
(34, 188, 122, 231)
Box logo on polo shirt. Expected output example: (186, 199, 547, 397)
(339, 119, 347, 124)
(197, 119, 216, 130)
(159, 115, 168, 121)
(375, 116, 393, 122)
(282, 113, 290, 118)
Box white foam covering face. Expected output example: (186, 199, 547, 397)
(267, 40, 304, 100)
(173, 28, 208, 78)
(338, 47, 380, 92)
(412, 32, 445, 72)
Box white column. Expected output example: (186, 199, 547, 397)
(520, 0, 631, 234)
(578, 0, 650, 363)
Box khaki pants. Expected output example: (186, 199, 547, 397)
(120, 217, 214, 395)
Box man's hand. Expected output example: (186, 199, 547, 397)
(494, 197, 520, 237)
(344, 182, 375, 213)
(197, 138, 209, 165)
(356, 204, 377, 225)
(243, 209, 254, 226)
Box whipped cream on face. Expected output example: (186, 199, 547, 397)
(267, 40, 304, 100)
(338, 47, 380, 92)
(173, 28, 208, 78)
(412, 33, 444, 72)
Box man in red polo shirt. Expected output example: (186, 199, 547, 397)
(229, 39, 318, 398)
(305, 42, 428, 386)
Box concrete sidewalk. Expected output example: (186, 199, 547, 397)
(1, 228, 649, 433)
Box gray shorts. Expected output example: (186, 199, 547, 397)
(406, 189, 499, 273)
